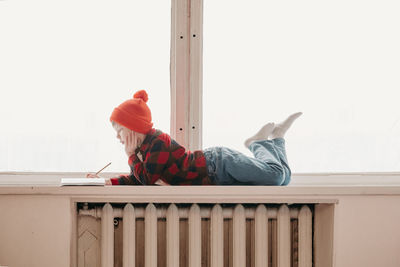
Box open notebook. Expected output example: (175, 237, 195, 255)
(60, 178, 106, 186)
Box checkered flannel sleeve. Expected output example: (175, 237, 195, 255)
(110, 154, 144, 185)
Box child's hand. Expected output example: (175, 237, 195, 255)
(87, 174, 111, 185)
(124, 131, 136, 157)
(86, 173, 100, 178)
(155, 179, 170, 186)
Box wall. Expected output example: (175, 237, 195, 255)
(0, 181, 400, 267)
(0, 195, 73, 267)
(334, 196, 400, 267)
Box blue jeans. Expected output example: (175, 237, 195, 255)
(203, 138, 291, 186)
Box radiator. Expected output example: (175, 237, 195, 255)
(78, 203, 312, 267)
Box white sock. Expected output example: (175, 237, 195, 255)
(269, 112, 303, 139)
(244, 123, 275, 148)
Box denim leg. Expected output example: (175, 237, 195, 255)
(271, 138, 291, 185)
(204, 146, 285, 186)
(272, 138, 287, 161)
(249, 140, 286, 185)
(249, 140, 282, 167)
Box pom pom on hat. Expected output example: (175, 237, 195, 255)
(134, 90, 148, 103)
(110, 90, 153, 134)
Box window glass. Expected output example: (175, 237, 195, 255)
(203, 0, 400, 172)
(0, 0, 171, 172)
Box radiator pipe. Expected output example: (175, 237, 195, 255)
(79, 205, 301, 219)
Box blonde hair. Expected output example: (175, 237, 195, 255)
(112, 121, 146, 148)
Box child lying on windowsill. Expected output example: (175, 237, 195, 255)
(87, 90, 302, 186)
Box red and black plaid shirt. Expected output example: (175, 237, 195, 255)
(110, 129, 214, 186)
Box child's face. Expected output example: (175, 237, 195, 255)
(112, 123, 130, 145)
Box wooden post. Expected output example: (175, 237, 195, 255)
(188, 0, 203, 150)
(170, 0, 203, 150)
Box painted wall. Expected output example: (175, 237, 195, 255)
(333, 196, 400, 267)
(0, 191, 400, 267)
(0, 196, 72, 267)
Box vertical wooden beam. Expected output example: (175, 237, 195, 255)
(189, 0, 203, 150)
(170, 0, 203, 150)
(170, 0, 190, 148)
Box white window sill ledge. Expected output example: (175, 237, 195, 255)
(0, 172, 400, 202)
(1, 172, 400, 185)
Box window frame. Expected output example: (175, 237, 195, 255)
(1, 0, 399, 179)
(170, 0, 203, 151)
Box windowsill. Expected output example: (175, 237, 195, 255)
(0, 172, 399, 186)
(0, 172, 400, 201)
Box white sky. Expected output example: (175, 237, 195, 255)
(0, 0, 399, 172)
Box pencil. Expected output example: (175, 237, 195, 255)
(95, 162, 112, 175)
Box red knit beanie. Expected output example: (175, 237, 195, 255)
(110, 90, 153, 134)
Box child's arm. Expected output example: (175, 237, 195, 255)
(110, 174, 142, 185)
(112, 135, 174, 186)
(110, 154, 144, 185)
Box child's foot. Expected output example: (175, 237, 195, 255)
(269, 112, 303, 139)
(244, 123, 275, 148)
